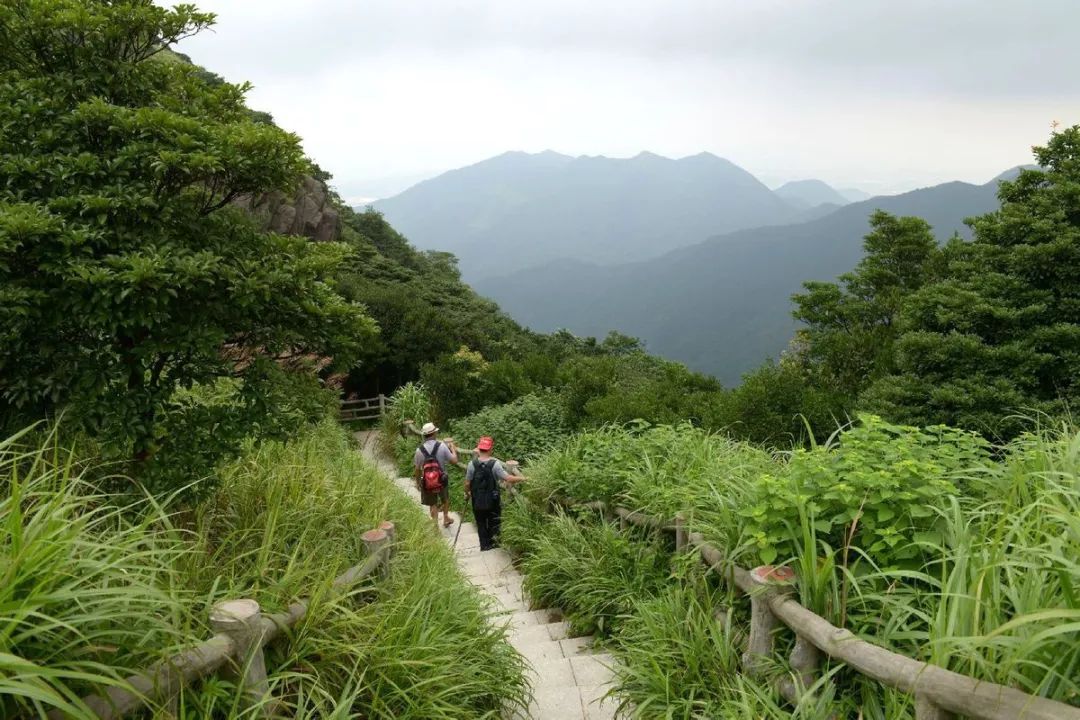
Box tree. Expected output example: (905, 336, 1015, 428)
(0, 0, 374, 484)
(864, 128, 1080, 438)
(792, 211, 942, 400)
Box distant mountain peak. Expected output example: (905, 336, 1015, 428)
(990, 164, 1041, 183)
(374, 149, 795, 277)
(774, 179, 849, 210)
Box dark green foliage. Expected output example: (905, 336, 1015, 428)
(559, 351, 724, 428)
(0, 0, 374, 492)
(865, 129, 1080, 438)
(792, 211, 943, 400)
(333, 207, 542, 396)
(707, 359, 846, 446)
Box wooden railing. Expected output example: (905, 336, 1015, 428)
(339, 394, 387, 422)
(47, 522, 398, 720)
(547, 498, 1080, 720)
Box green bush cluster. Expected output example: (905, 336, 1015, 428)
(448, 392, 570, 462)
(739, 415, 990, 566)
(519, 512, 671, 637)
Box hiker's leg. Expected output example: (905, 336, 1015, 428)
(474, 507, 488, 550)
(441, 488, 453, 526)
(490, 498, 502, 548)
(428, 503, 439, 528)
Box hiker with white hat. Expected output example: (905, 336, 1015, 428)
(413, 422, 460, 530)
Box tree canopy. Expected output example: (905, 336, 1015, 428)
(864, 129, 1080, 437)
(0, 0, 374, 486)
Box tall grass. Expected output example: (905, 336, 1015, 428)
(2, 421, 528, 719)
(520, 512, 670, 637)
(0, 426, 185, 719)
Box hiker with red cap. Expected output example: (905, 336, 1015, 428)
(466, 436, 526, 551)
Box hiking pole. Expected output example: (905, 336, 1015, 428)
(452, 513, 463, 550)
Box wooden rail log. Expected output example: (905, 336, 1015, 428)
(51, 526, 394, 719)
(682, 532, 1080, 720)
(764, 593, 1079, 720)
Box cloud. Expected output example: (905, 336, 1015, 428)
(174, 0, 1080, 195)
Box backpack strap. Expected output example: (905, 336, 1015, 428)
(419, 441, 441, 460)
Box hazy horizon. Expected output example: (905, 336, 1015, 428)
(174, 0, 1079, 205)
(346, 148, 1030, 206)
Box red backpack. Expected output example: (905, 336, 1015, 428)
(419, 441, 447, 492)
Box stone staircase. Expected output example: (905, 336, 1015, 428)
(356, 431, 618, 720)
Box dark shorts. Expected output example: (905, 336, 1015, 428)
(421, 485, 449, 507)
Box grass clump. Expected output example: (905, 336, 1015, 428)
(2, 420, 527, 719)
(0, 427, 185, 719)
(507, 418, 1080, 716)
(520, 512, 670, 637)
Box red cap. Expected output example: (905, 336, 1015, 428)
(477, 436, 494, 451)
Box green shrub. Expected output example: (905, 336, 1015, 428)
(525, 425, 646, 504)
(739, 414, 989, 567)
(449, 392, 570, 463)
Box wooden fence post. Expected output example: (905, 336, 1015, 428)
(789, 633, 822, 695)
(743, 565, 795, 676)
(378, 393, 386, 416)
(209, 599, 273, 716)
(362, 528, 390, 578)
(379, 521, 396, 557)
(673, 514, 688, 552)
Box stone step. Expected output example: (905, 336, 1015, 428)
(512, 637, 565, 664)
(511, 624, 564, 646)
(508, 608, 562, 629)
(569, 653, 616, 687)
(559, 635, 598, 656)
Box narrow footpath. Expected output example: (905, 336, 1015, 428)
(356, 432, 619, 720)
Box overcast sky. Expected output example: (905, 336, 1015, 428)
(175, 0, 1080, 203)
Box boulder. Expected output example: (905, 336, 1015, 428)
(235, 175, 341, 242)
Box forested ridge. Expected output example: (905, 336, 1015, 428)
(2, 1, 1079, 718)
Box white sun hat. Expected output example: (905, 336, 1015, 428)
(421, 422, 438, 435)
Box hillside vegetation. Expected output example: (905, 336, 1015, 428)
(1, 420, 527, 719)
(497, 418, 1080, 718)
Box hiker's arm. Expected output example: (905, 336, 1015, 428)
(444, 440, 462, 467)
(496, 461, 525, 486)
(464, 462, 473, 499)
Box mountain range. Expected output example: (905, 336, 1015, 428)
(372, 149, 1022, 384)
(479, 171, 1019, 385)
(373, 150, 830, 279)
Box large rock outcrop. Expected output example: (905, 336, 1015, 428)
(236, 175, 341, 242)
